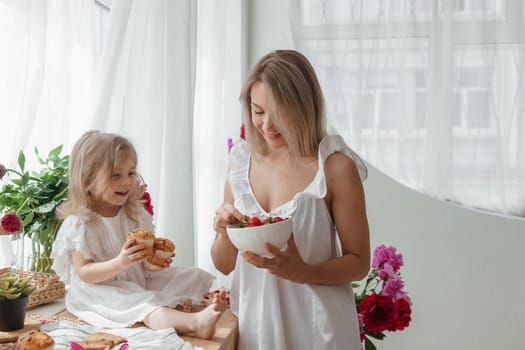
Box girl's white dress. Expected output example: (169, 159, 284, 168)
(51, 207, 214, 328)
(228, 134, 367, 350)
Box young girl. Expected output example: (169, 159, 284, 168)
(51, 130, 224, 339)
(212, 50, 371, 349)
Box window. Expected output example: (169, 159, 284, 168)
(292, 0, 525, 215)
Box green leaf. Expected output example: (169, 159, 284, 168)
(364, 337, 377, 350)
(367, 331, 386, 340)
(49, 144, 63, 158)
(35, 202, 56, 214)
(21, 211, 34, 226)
(17, 151, 26, 172)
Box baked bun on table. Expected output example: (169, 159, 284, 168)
(16, 330, 55, 350)
(77, 332, 127, 350)
(127, 228, 155, 257)
(148, 238, 175, 267)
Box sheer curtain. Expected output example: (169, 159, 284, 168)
(0, 0, 202, 267)
(290, 0, 525, 216)
(0, 0, 105, 169)
(193, 0, 244, 286)
(92, 0, 198, 266)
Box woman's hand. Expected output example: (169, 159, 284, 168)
(213, 202, 245, 235)
(240, 234, 308, 284)
(211, 193, 243, 275)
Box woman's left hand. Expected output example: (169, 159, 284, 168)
(241, 234, 307, 284)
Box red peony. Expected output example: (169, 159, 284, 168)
(389, 298, 412, 331)
(359, 293, 398, 332)
(355, 245, 412, 349)
(141, 186, 154, 216)
(0, 211, 22, 234)
(240, 124, 245, 140)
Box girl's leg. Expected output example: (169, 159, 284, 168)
(143, 294, 226, 339)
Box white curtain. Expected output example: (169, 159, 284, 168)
(92, 0, 198, 266)
(290, 0, 525, 216)
(0, 0, 104, 169)
(0, 0, 201, 267)
(0, 0, 244, 274)
(193, 0, 244, 287)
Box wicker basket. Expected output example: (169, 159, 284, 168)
(0, 268, 66, 310)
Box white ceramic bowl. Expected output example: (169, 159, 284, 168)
(227, 217, 292, 257)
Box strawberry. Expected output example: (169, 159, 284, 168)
(272, 216, 284, 223)
(247, 216, 262, 227)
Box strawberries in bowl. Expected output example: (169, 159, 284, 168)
(227, 216, 292, 257)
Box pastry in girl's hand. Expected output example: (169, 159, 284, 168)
(148, 238, 175, 267)
(16, 330, 55, 350)
(127, 228, 155, 257)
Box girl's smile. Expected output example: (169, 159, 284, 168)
(92, 155, 138, 216)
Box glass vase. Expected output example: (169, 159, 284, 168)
(0, 235, 15, 268)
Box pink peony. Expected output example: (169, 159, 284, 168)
(381, 276, 406, 300)
(227, 138, 234, 153)
(372, 244, 403, 276)
(0, 211, 21, 234)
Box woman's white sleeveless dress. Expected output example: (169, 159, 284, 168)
(228, 134, 368, 350)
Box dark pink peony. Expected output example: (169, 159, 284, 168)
(0, 163, 5, 180)
(1, 211, 22, 233)
(141, 186, 154, 216)
(240, 124, 245, 140)
(359, 293, 398, 332)
(388, 298, 412, 331)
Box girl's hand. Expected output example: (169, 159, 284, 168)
(240, 234, 308, 284)
(117, 239, 146, 270)
(213, 203, 245, 236)
(143, 254, 174, 271)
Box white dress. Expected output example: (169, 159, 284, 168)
(228, 134, 368, 350)
(51, 207, 214, 328)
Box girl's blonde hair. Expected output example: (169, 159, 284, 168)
(240, 50, 327, 157)
(57, 130, 143, 223)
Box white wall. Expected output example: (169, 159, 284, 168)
(247, 1, 525, 349)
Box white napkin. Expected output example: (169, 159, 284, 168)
(42, 320, 203, 350)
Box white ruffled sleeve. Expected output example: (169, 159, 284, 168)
(51, 215, 97, 284)
(303, 134, 368, 200)
(319, 134, 368, 181)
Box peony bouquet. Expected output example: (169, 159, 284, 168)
(353, 245, 412, 350)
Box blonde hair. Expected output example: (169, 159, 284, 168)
(58, 130, 143, 223)
(240, 50, 327, 157)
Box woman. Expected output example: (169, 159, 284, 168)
(212, 50, 370, 350)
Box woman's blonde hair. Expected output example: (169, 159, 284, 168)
(240, 50, 327, 157)
(57, 130, 143, 223)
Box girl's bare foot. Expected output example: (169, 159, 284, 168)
(194, 294, 225, 339)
